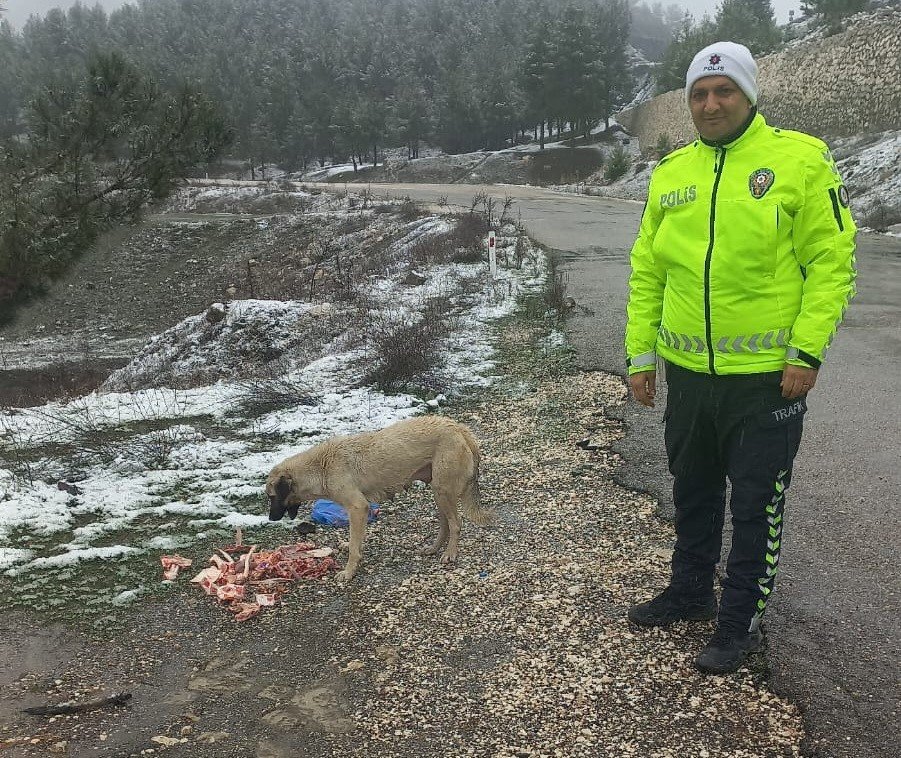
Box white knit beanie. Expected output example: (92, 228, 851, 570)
(685, 41, 758, 106)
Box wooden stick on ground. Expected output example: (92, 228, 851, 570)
(23, 692, 132, 717)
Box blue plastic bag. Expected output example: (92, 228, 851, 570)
(310, 498, 380, 527)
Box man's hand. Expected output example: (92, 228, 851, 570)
(781, 364, 818, 399)
(630, 370, 656, 407)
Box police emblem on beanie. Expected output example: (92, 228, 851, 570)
(749, 168, 775, 199)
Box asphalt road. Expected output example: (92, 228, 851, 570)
(336, 182, 901, 758)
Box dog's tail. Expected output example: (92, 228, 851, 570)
(458, 425, 496, 526)
(461, 475, 495, 526)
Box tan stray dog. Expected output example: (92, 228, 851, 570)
(265, 415, 494, 582)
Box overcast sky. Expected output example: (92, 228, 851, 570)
(5, 0, 803, 30)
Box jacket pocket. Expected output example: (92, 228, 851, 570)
(715, 199, 779, 279)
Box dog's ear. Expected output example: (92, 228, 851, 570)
(274, 473, 293, 502)
(268, 472, 295, 521)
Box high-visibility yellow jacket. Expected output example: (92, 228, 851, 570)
(625, 112, 857, 376)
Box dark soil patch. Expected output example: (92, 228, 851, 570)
(0, 360, 126, 408)
(526, 147, 605, 184)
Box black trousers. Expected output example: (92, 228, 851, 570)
(663, 361, 805, 634)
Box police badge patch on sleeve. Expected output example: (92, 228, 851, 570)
(749, 168, 776, 199)
(838, 185, 850, 207)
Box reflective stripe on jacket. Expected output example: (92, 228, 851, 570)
(625, 113, 857, 376)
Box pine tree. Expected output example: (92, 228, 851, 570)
(0, 20, 19, 137)
(6, 0, 643, 163)
(655, 13, 717, 94)
(0, 52, 231, 321)
(547, 4, 606, 143)
(522, 15, 554, 148)
(801, 0, 868, 30)
(598, 0, 632, 129)
(389, 81, 429, 159)
(715, 0, 780, 55)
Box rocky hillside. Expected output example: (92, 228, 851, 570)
(617, 8, 901, 144)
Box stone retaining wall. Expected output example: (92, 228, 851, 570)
(618, 10, 901, 148)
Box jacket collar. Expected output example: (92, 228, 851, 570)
(699, 109, 765, 149)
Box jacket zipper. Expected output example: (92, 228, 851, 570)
(705, 147, 727, 374)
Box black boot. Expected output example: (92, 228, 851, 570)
(694, 627, 763, 675)
(627, 586, 717, 627)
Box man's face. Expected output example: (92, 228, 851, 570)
(689, 75, 753, 141)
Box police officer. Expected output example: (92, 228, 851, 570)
(624, 41, 857, 674)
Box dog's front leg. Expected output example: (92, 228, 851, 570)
(336, 494, 369, 583)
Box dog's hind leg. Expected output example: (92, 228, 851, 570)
(418, 506, 449, 556)
(433, 488, 462, 564)
(426, 439, 470, 563)
(336, 492, 370, 583)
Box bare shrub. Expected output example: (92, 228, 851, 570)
(604, 145, 631, 182)
(408, 234, 456, 267)
(18, 390, 198, 470)
(356, 232, 399, 277)
(449, 213, 489, 263)
(232, 377, 318, 418)
(132, 425, 196, 469)
(514, 235, 531, 269)
(191, 191, 311, 215)
(500, 194, 516, 224)
(861, 198, 901, 232)
(404, 216, 489, 267)
(363, 297, 455, 390)
(469, 191, 488, 214)
(544, 261, 570, 315)
(398, 197, 420, 222)
(0, 411, 46, 486)
(484, 195, 497, 225)
(336, 215, 369, 235)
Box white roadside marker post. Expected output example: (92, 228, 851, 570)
(487, 230, 497, 278)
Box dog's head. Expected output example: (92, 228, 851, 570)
(265, 468, 304, 521)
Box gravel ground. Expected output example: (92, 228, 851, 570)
(0, 185, 806, 756)
(0, 321, 804, 757)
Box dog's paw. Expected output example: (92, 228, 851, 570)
(335, 569, 354, 584)
(439, 549, 459, 564)
(417, 544, 440, 556)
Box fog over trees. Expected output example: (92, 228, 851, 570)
(0, 0, 656, 170)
